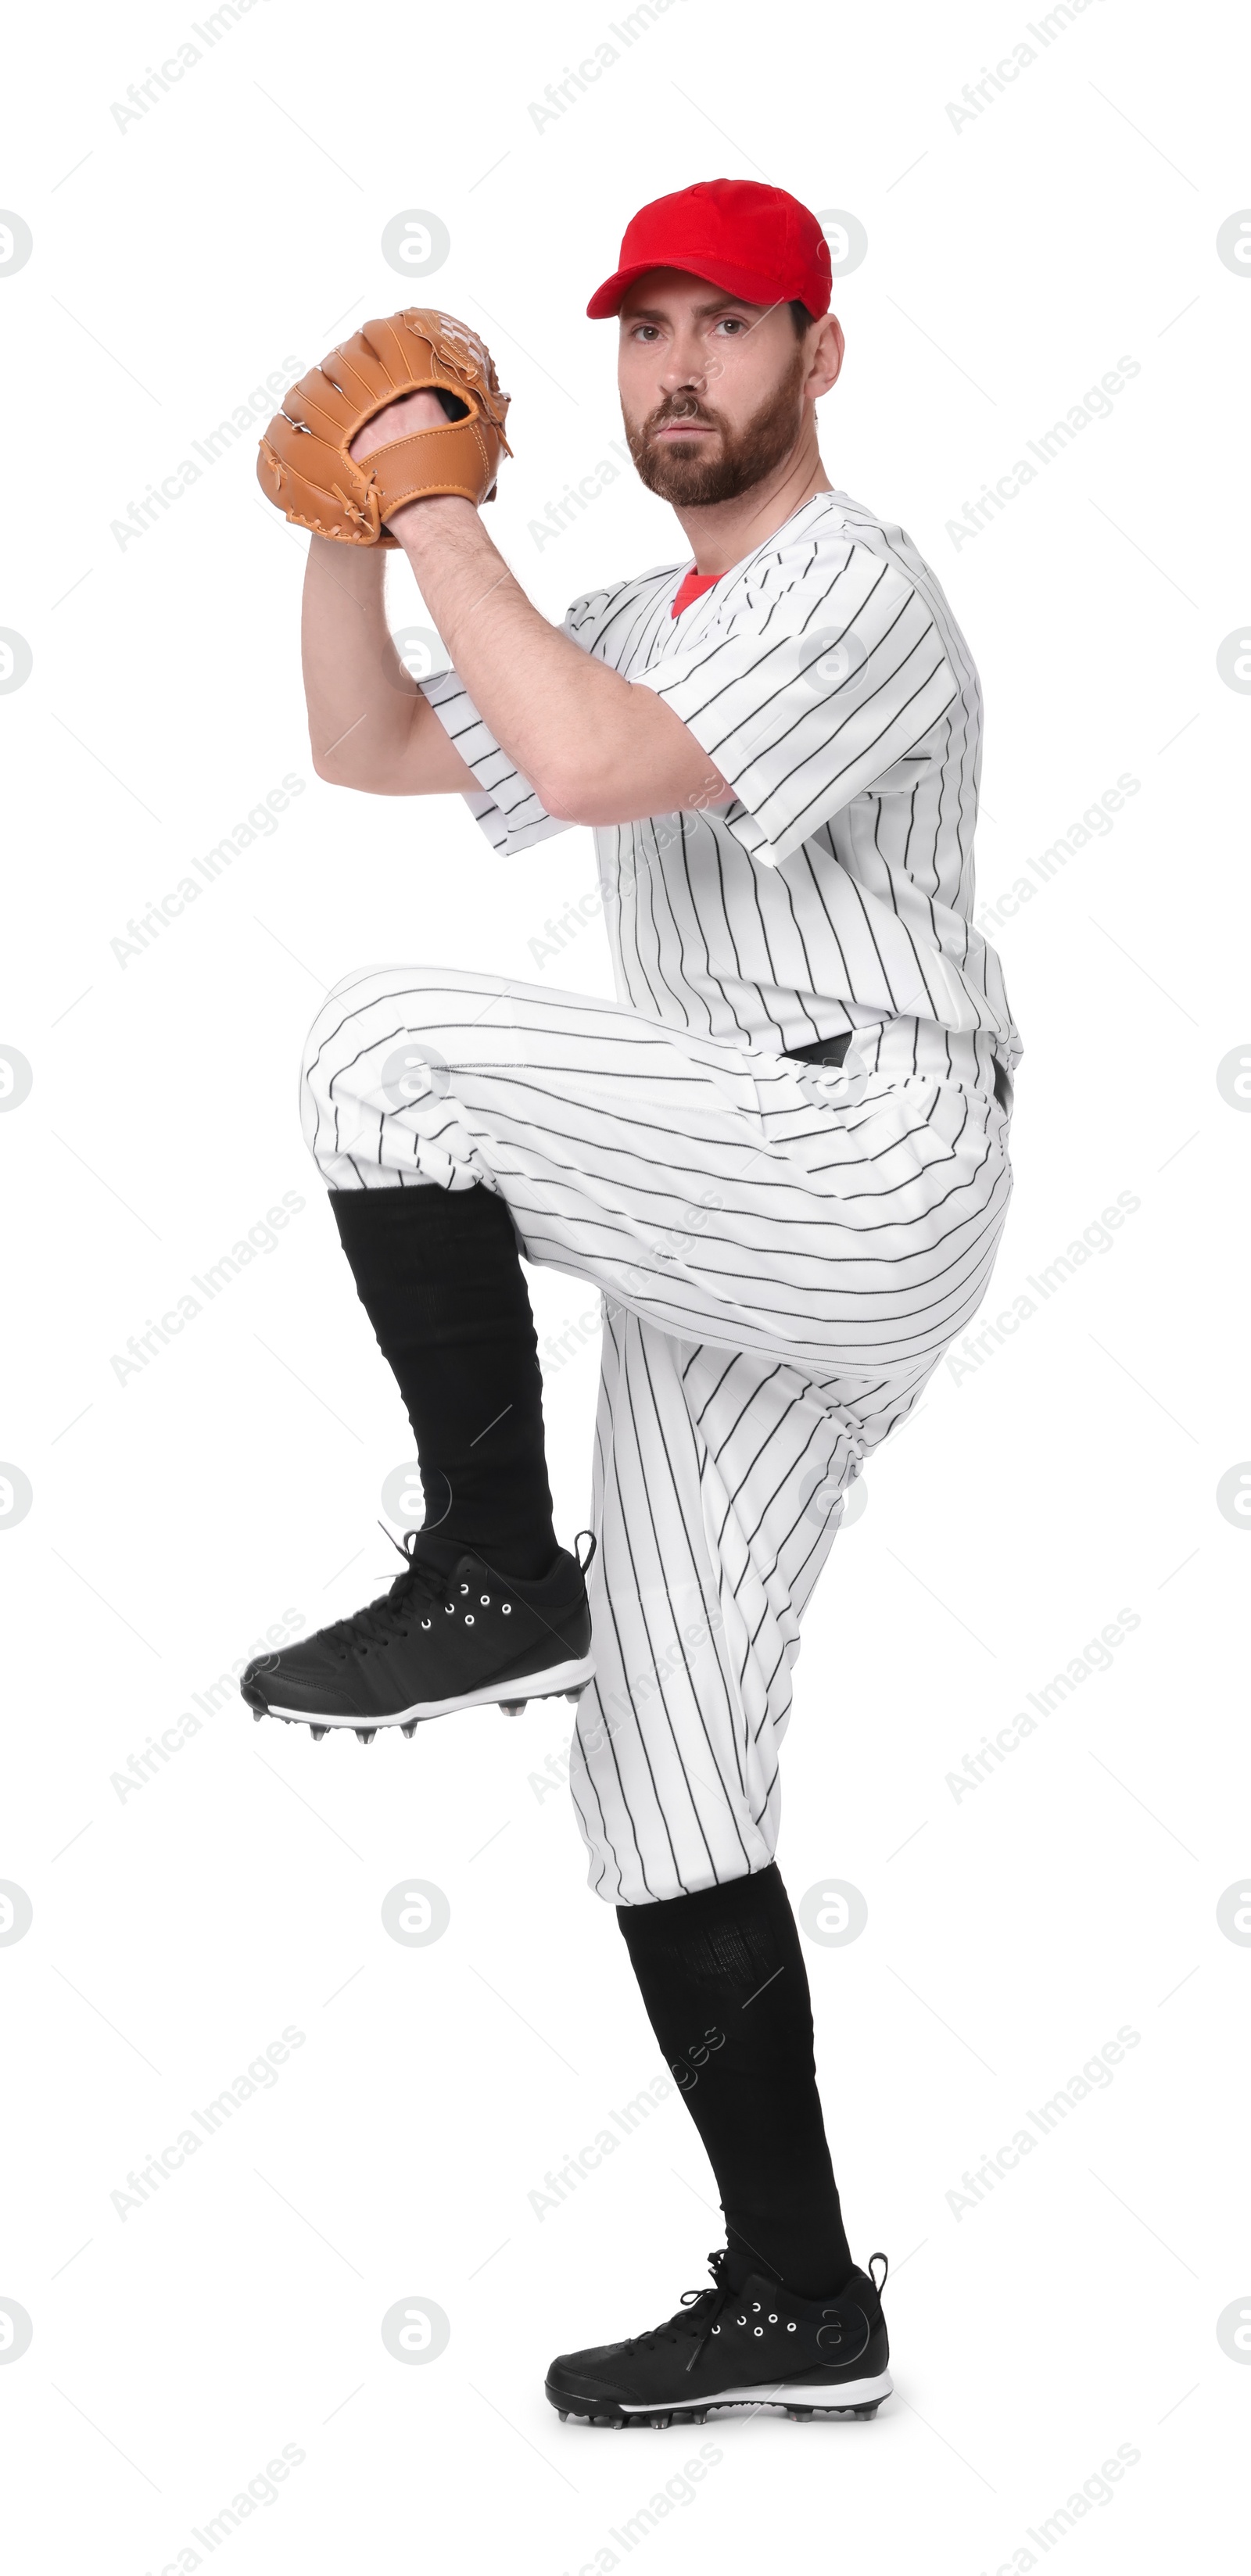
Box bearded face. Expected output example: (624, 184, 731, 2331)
(622, 339, 809, 505)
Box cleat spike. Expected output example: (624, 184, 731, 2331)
(310, 1725, 328, 1742)
(253, 1710, 263, 1722)
(400, 1718, 418, 1737)
(355, 1726, 377, 1745)
(498, 1698, 527, 1714)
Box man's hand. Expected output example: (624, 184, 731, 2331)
(350, 389, 468, 542)
(349, 388, 453, 467)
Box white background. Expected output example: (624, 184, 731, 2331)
(2, 1, 1249, 2568)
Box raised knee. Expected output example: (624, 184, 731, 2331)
(300, 966, 447, 1074)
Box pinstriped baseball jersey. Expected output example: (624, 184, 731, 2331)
(421, 487, 1021, 1077)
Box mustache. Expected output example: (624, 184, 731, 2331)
(644, 394, 723, 433)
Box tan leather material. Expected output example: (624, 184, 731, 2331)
(256, 309, 511, 545)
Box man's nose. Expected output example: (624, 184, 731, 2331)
(658, 335, 707, 394)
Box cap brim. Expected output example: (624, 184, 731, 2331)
(586, 256, 815, 320)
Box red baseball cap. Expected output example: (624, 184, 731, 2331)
(587, 177, 833, 321)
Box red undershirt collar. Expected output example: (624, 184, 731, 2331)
(670, 568, 723, 619)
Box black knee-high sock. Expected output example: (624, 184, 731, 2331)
(618, 1864, 853, 2297)
(328, 1184, 558, 1579)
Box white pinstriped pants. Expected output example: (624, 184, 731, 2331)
(301, 966, 1012, 1905)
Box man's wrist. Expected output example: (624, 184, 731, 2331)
(391, 493, 482, 555)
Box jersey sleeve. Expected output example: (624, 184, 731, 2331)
(632, 539, 960, 869)
(419, 665, 572, 858)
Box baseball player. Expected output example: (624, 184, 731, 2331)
(247, 177, 1020, 2425)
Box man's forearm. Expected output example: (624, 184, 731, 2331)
(301, 538, 412, 782)
(300, 536, 476, 797)
(395, 499, 726, 823)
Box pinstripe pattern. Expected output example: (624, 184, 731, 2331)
(572, 1308, 934, 1904)
(301, 966, 1012, 1901)
(420, 488, 1020, 1079)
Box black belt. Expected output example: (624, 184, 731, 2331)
(785, 1032, 854, 1069)
(785, 1030, 1011, 1115)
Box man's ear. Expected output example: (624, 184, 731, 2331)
(809, 313, 844, 399)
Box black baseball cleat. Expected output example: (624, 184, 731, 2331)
(546, 2246, 891, 2427)
(240, 1529, 595, 1738)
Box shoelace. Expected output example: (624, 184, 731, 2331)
(323, 1529, 456, 1656)
(622, 2250, 737, 2377)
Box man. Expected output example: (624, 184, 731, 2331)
(246, 177, 1019, 2425)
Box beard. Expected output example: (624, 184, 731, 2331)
(622, 346, 808, 505)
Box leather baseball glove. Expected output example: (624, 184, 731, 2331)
(256, 310, 511, 545)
